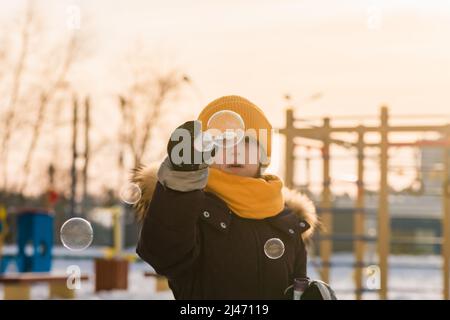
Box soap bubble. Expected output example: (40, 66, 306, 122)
(264, 238, 285, 259)
(60, 218, 93, 251)
(120, 183, 142, 205)
(206, 110, 245, 149)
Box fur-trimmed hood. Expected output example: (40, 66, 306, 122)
(132, 163, 319, 240)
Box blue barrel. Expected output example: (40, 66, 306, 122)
(16, 210, 54, 272)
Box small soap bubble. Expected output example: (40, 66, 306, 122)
(120, 183, 142, 205)
(264, 238, 285, 259)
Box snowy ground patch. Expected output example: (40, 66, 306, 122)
(0, 247, 444, 300)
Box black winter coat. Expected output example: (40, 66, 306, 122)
(133, 164, 318, 300)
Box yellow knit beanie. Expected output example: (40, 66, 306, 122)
(197, 95, 272, 166)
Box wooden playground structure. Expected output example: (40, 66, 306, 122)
(280, 106, 450, 300)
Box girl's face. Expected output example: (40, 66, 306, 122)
(210, 138, 261, 178)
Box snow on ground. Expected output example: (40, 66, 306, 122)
(307, 254, 443, 300)
(0, 246, 445, 300)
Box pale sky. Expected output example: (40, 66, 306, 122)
(2, 0, 450, 122)
(1, 0, 450, 195)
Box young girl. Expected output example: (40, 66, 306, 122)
(133, 95, 318, 299)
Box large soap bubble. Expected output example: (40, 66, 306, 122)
(60, 217, 93, 251)
(206, 110, 245, 149)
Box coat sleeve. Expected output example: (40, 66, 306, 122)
(293, 235, 308, 279)
(283, 234, 309, 300)
(136, 158, 208, 279)
(136, 182, 205, 279)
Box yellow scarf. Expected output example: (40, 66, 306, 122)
(205, 168, 284, 219)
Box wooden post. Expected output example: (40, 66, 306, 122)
(378, 106, 390, 300)
(284, 109, 295, 188)
(320, 117, 332, 283)
(305, 146, 311, 191)
(0, 205, 6, 259)
(81, 96, 90, 216)
(70, 94, 79, 218)
(113, 207, 123, 255)
(442, 126, 450, 300)
(354, 126, 366, 300)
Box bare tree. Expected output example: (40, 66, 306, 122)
(118, 55, 188, 170)
(18, 31, 83, 194)
(0, 1, 35, 190)
(0, 3, 190, 199)
(0, 0, 89, 195)
(0, 31, 9, 85)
